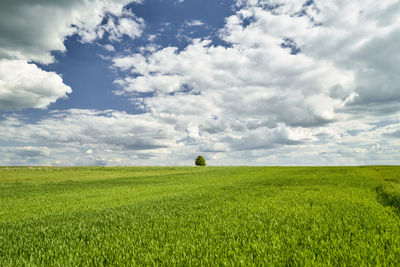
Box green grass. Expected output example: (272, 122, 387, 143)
(1, 166, 400, 265)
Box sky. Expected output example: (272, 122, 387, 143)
(0, 0, 400, 166)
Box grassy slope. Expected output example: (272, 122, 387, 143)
(0, 166, 400, 265)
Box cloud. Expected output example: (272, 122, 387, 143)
(263, 0, 400, 114)
(185, 20, 205, 27)
(112, 34, 349, 129)
(0, 146, 51, 165)
(99, 10, 144, 42)
(114, 74, 183, 93)
(0, 108, 321, 166)
(0, 109, 181, 150)
(103, 44, 115, 52)
(0, 108, 399, 166)
(12, 146, 50, 158)
(0, 0, 141, 64)
(0, 59, 71, 110)
(0, 109, 186, 165)
(106, 0, 400, 164)
(384, 129, 400, 138)
(0, 0, 143, 111)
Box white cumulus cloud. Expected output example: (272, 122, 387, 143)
(0, 0, 142, 64)
(0, 59, 71, 110)
(107, 0, 400, 164)
(0, 0, 143, 111)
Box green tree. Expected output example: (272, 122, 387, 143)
(195, 155, 206, 166)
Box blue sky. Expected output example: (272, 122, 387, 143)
(15, 0, 236, 119)
(18, 0, 237, 117)
(0, 0, 400, 166)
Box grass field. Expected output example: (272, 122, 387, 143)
(1, 166, 400, 265)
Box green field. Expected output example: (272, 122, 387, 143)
(1, 166, 400, 265)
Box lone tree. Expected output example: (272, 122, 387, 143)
(195, 155, 206, 166)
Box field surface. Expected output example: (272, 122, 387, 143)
(1, 166, 400, 265)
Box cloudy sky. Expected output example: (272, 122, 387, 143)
(0, 0, 399, 166)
